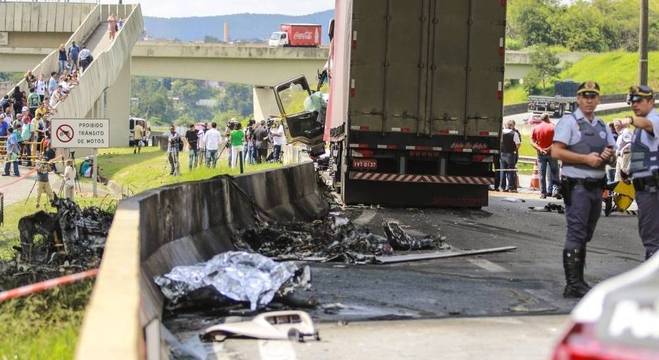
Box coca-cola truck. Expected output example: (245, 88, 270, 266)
(268, 24, 322, 47)
(273, 0, 506, 207)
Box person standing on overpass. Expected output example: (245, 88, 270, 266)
(552, 81, 616, 298)
(619, 85, 659, 260)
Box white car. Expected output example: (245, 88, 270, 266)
(552, 254, 659, 360)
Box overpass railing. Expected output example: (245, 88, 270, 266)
(2, 2, 100, 106)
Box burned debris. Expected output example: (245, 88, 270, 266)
(236, 215, 448, 264)
(0, 197, 114, 289)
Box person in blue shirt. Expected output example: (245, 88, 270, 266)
(68, 41, 80, 71)
(2, 127, 20, 176)
(0, 117, 8, 137)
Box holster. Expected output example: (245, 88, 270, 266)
(561, 177, 606, 206)
(633, 172, 659, 193)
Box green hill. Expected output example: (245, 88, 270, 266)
(560, 51, 659, 95)
(505, 51, 659, 105)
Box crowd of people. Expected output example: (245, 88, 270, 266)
(1, 38, 97, 177)
(164, 118, 288, 176)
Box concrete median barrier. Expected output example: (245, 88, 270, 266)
(75, 162, 328, 359)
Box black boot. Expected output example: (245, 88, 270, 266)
(563, 248, 591, 298)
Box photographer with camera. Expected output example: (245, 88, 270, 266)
(253, 120, 269, 164)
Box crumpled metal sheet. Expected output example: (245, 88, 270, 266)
(383, 220, 436, 251)
(154, 251, 299, 311)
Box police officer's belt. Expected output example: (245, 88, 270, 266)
(633, 171, 659, 192)
(562, 177, 606, 190)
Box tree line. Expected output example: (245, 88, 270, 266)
(130, 77, 254, 127)
(507, 0, 658, 52)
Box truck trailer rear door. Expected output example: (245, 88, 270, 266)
(464, 0, 506, 137)
(428, 0, 470, 136)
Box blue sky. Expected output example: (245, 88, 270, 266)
(117, 0, 335, 18)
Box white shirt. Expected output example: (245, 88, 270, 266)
(271, 125, 287, 146)
(616, 128, 633, 156)
(79, 48, 92, 60)
(197, 130, 206, 149)
(36, 80, 46, 96)
(50, 90, 62, 107)
(64, 165, 76, 186)
(204, 128, 221, 151)
(554, 108, 617, 179)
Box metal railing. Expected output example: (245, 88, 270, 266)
(0, 1, 100, 3)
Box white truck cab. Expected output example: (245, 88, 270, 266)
(269, 31, 288, 47)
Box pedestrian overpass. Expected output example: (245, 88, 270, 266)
(1, 2, 143, 147)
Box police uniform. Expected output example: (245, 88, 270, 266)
(627, 86, 659, 260)
(553, 81, 616, 298)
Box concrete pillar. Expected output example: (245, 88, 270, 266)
(253, 86, 280, 121)
(105, 58, 131, 147)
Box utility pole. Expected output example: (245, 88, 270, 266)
(639, 0, 649, 85)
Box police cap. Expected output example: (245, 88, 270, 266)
(576, 81, 601, 96)
(627, 85, 654, 104)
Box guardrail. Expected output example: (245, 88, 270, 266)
(75, 163, 327, 359)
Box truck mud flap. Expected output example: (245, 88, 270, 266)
(345, 173, 490, 208)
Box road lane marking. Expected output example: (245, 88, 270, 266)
(467, 258, 510, 273)
(353, 209, 377, 225)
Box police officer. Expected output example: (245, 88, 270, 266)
(620, 85, 659, 260)
(552, 81, 616, 298)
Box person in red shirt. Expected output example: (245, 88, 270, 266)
(532, 113, 561, 199)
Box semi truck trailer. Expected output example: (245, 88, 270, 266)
(274, 0, 506, 207)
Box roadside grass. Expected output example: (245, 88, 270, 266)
(0, 280, 93, 360)
(504, 85, 528, 105)
(97, 146, 283, 194)
(0, 196, 116, 359)
(505, 51, 659, 106)
(560, 51, 659, 95)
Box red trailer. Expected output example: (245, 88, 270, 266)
(269, 24, 322, 47)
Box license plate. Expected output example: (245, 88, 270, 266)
(352, 159, 377, 170)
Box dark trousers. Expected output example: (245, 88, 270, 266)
(272, 145, 282, 162)
(3, 159, 19, 176)
(564, 185, 602, 250)
(500, 153, 516, 190)
(538, 154, 559, 195)
(257, 148, 267, 164)
(636, 190, 659, 255)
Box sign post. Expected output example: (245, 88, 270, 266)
(51, 119, 110, 197)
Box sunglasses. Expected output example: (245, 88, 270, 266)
(626, 94, 652, 105)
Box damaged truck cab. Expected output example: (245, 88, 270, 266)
(274, 0, 506, 208)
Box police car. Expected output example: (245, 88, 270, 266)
(552, 254, 659, 359)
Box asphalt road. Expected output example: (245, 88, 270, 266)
(166, 189, 643, 359)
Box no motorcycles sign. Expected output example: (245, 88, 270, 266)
(51, 119, 110, 149)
